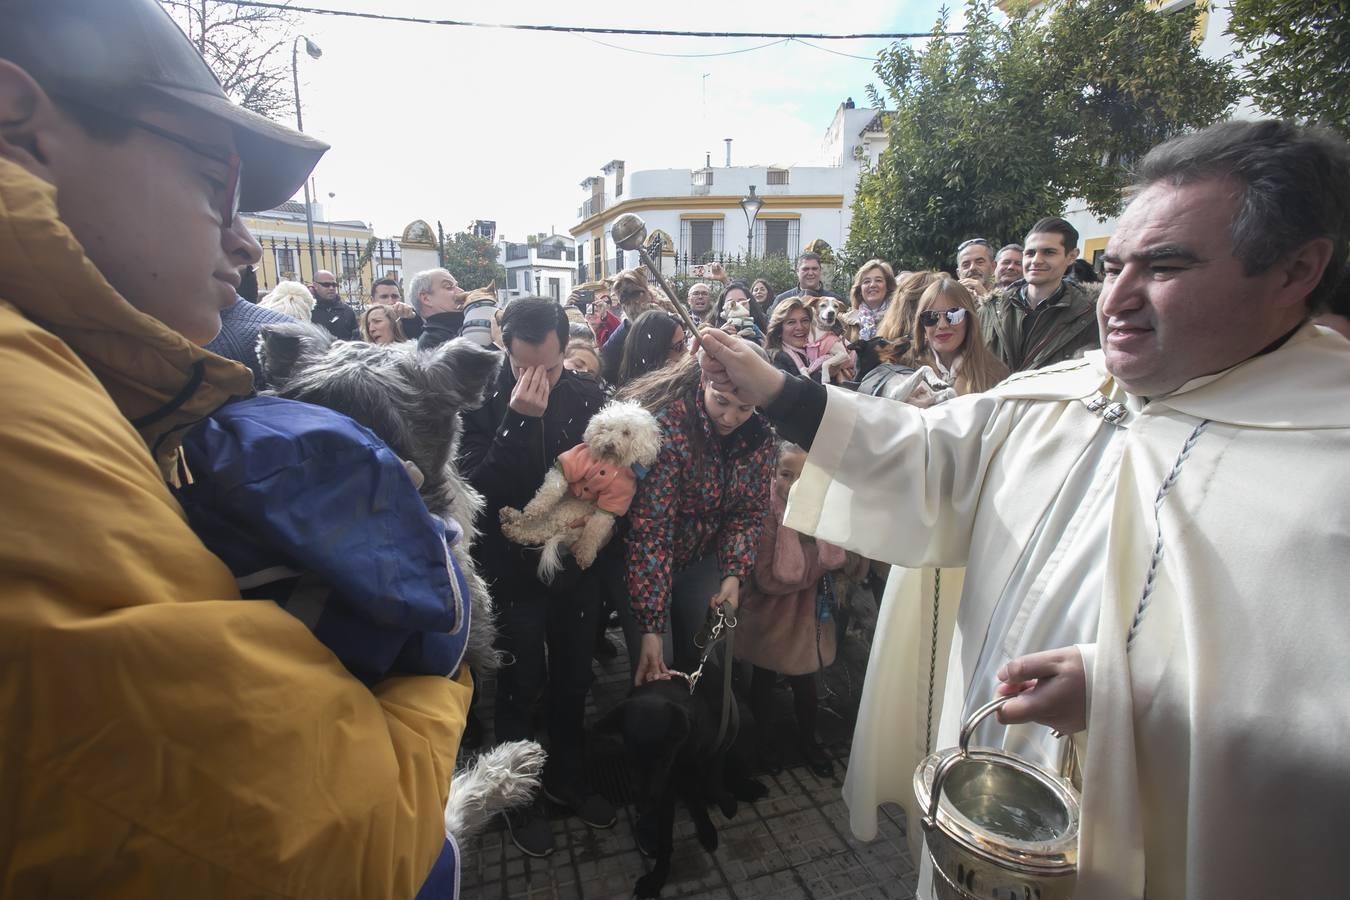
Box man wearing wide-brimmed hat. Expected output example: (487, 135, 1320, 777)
(0, 1, 469, 896)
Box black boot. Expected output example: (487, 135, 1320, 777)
(750, 666, 783, 775)
(791, 674, 833, 777)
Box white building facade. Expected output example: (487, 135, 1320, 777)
(499, 234, 578, 302)
(570, 102, 888, 280)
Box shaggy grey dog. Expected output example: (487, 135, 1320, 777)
(258, 321, 501, 673)
(256, 321, 545, 848)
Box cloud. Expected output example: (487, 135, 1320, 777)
(286, 0, 935, 241)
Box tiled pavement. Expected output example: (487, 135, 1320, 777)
(457, 628, 920, 900)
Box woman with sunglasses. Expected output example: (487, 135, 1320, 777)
(909, 277, 1008, 395)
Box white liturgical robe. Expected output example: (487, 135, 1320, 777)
(786, 323, 1350, 899)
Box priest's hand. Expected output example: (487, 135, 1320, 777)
(995, 647, 1087, 734)
(698, 326, 786, 407)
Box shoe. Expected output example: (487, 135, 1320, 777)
(756, 743, 783, 776)
(542, 783, 617, 829)
(504, 804, 554, 858)
(800, 738, 835, 778)
(635, 812, 657, 858)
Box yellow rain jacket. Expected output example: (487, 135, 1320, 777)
(0, 159, 471, 898)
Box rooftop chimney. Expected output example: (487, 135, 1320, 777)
(725, 138, 733, 167)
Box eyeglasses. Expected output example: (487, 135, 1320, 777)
(52, 93, 241, 228)
(918, 308, 968, 327)
(315, 281, 339, 288)
(956, 238, 991, 253)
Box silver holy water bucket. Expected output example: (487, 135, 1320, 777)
(913, 696, 1080, 900)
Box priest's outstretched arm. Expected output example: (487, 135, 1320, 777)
(698, 327, 1016, 570)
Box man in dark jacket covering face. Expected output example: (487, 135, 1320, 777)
(458, 297, 616, 857)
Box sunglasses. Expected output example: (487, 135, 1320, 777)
(919, 308, 968, 327)
(956, 238, 991, 253)
(315, 281, 339, 288)
(51, 93, 241, 228)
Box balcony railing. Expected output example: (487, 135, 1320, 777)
(506, 244, 578, 262)
(578, 194, 609, 219)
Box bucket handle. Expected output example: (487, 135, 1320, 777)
(922, 695, 1011, 831)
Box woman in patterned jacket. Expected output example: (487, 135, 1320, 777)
(616, 355, 775, 685)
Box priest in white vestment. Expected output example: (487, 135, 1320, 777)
(698, 119, 1350, 900)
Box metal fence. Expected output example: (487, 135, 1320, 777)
(576, 247, 804, 284)
(254, 235, 403, 307)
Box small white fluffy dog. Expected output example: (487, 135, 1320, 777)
(720, 296, 757, 335)
(258, 280, 315, 321)
(445, 740, 546, 844)
(809, 295, 854, 383)
(500, 400, 662, 582)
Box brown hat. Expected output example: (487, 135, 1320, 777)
(1, 0, 329, 212)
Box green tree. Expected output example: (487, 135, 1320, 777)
(1227, 0, 1350, 137)
(725, 255, 800, 297)
(846, 0, 1238, 270)
(1028, 0, 1239, 216)
(848, 1, 1064, 271)
(441, 232, 506, 292)
(659, 255, 813, 314)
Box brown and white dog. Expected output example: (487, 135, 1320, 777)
(806, 295, 854, 384)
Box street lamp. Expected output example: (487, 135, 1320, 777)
(292, 35, 323, 279)
(324, 190, 336, 248)
(740, 185, 763, 260)
(324, 191, 337, 280)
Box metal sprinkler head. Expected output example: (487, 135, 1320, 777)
(611, 214, 649, 253)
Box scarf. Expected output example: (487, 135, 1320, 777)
(929, 348, 961, 384)
(779, 343, 812, 376)
(855, 299, 890, 341)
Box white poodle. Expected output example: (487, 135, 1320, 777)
(444, 740, 545, 843)
(258, 280, 315, 321)
(500, 400, 662, 582)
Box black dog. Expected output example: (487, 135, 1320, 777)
(599, 650, 765, 898)
(845, 335, 911, 388)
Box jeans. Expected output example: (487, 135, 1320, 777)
(492, 570, 601, 786)
(608, 553, 723, 675)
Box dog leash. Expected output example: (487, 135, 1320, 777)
(669, 602, 739, 749)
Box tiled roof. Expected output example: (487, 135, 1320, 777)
(861, 112, 891, 135)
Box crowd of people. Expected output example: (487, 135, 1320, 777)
(4, 2, 1350, 899)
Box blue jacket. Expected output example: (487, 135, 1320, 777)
(176, 395, 472, 685)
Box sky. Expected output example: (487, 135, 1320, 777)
(273, 0, 951, 242)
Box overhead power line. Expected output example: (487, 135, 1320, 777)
(791, 38, 884, 62)
(227, 1, 959, 41)
(580, 36, 791, 58)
